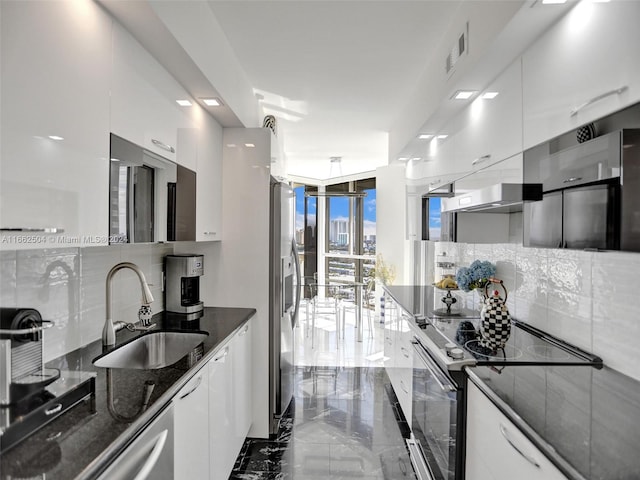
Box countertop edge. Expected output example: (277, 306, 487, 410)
(464, 367, 588, 480)
(75, 308, 256, 480)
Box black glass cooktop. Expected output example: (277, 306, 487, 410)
(385, 285, 602, 368)
(417, 315, 602, 367)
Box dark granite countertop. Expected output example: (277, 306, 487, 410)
(467, 364, 640, 480)
(0, 306, 255, 480)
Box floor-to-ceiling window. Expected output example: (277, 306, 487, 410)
(293, 179, 376, 297)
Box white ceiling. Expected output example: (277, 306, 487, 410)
(104, 1, 575, 184)
(208, 0, 465, 181)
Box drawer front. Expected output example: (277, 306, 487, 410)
(466, 382, 567, 480)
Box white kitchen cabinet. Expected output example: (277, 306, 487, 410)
(208, 341, 235, 480)
(456, 59, 523, 173)
(0, 0, 111, 248)
(383, 293, 413, 422)
(110, 21, 184, 164)
(522, 1, 640, 150)
(466, 381, 568, 480)
(98, 404, 174, 480)
(195, 113, 223, 241)
(174, 369, 209, 479)
(231, 322, 253, 447)
(394, 312, 414, 421)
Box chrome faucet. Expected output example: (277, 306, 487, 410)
(103, 262, 155, 346)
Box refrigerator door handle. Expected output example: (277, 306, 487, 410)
(291, 238, 301, 328)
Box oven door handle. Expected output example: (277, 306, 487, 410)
(412, 340, 456, 392)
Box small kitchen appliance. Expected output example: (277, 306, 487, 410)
(164, 254, 204, 314)
(0, 308, 95, 452)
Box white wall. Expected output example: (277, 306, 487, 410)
(417, 240, 640, 383)
(376, 164, 410, 284)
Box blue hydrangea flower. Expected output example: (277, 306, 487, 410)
(455, 260, 496, 292)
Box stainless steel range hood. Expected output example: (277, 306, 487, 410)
(441, 183, 543, 214)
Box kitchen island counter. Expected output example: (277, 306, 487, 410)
(0, 306, 255, 480)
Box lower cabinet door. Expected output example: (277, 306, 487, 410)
(232, 322, 253, 446)
(97, 404, 174, 480)
(466, 382, 568, 480)
(209, 342, 235, 479)
(174, 370, 209, 479)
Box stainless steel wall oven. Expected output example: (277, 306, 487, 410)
(408, 335, 466, 480)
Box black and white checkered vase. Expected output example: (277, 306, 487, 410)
(479, 295, 511, 351)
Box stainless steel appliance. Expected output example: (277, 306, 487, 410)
(0, 308, 95, 452)
(164, 254, 204, 315)
(385, 286, 602, 480)
(269, 178, 301, 435)
(524, 128, 640, 251)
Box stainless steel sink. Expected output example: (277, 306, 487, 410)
(92, 330, 208, 369)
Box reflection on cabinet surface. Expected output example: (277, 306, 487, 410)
(0, 1, 111, 248)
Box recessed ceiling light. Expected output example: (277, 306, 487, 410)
(110, 158, 120, 162)
(245, 143, 255, 148)
(418, 134, 433, 140)
(398, 157, 409, 161)
(226, 143, 237, 148)
(410, 157, 422, 161)
(176, 100, 192, 107)
(48, 135, 64, 141)
(437, 134, 448, 139)
(481, 91, 499, 100)
(452, 90, 477, 100)
(202, 97, 222, 106)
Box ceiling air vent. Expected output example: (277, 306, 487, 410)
(445, 23, 468, 76)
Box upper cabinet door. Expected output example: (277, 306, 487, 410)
(110, 22, 183, 163)
(195, 113, 223, 242)
(0, 1, 111, 248)
(522, 1, 640, 150)
(458, 59, 523, 173)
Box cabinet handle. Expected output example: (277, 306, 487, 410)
(203, 231, 217, 235)
(399, 379, 409, 394)
(179, 375, 202, 399)
(562, 176, 582, 184)
(0, 227, 64, 233)
(239, 325, 249, 336)
(151, 138, 175, 154)
(133, 429, 168, 480)
(471, 154, 491, 166)
(213, 346, 229, 362)
(569, 86, 628, 117)
(45, 404, 63, 416)
(499, 423, 541, 468)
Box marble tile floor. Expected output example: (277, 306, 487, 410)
(230, 367, 415, 479)
(294, 299, 388, 369)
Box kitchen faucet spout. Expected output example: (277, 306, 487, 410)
(103, 262, 154, 346)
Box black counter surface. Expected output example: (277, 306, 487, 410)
(0, 306, 255, 480)
(468, 356, 640, 479)
(386, 285, 640, 479)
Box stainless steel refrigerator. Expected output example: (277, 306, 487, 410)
(269, 178, 301, 435)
